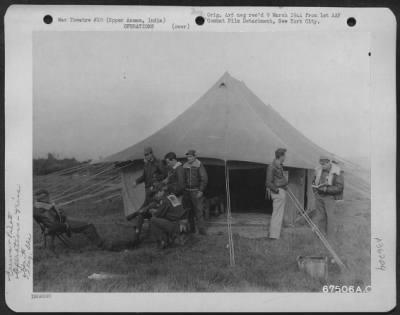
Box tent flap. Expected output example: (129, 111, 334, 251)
(121, 169, 145, 217)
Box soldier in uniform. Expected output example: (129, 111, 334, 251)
(33, 189, 106, 249)
(133, 146, 167, 208)
(312, 155, 344, 236)
(149, 188, 188, 249)
(265, 148, 288, 240)
(163, 152, 185, 198)
(182, 149, 208, 235)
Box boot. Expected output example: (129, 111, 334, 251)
(159, 240, 168, 249)
(65, 223, 72, 238)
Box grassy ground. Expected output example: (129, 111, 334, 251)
(33, 175, 370, 292)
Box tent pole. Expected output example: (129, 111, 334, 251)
(227, 165, 235, 265)
(224, 160, 235, 266)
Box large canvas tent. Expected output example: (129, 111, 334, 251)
(101, 72, 343, 223)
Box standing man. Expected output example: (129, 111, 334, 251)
(182, 149, 208, 235)
(133, 147, 167, 209)
(312, 155, 344, 236)
(265, 148, 288, 240)
(130, 147, 167, 245)
(164, 152, 185, 198)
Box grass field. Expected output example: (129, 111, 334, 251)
(33, 172, 371, 292)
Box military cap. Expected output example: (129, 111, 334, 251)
(275, 148, 287, 155)
(144, 147, 153, 155)
(274, 148, 287, 159)
(319, 154, 332, 162)
(185, 149, 197, 156)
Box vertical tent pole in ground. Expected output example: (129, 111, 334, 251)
(227, 164, 235, 265)
(224, 160, 235, 266)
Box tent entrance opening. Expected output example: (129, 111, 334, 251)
(229, 167, 272, 214)
(204, 165, 272, 214)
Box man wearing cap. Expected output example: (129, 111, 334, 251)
(183, 149, 208, 235)
(33, 189, 106, 249)
(149, 188, 188, 249)
(133, 147, 167, 208)
(265, 148, 288, 240)
(312, 155, 344, 236)
(163, 152, 185, 198)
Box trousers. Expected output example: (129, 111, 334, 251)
(313, 195, 337, 236)
(67, 218, 103, 246)
(140, 187, 153, 209)
(183, 190, 205, 232)
(130, 210, 153, 243)
(269, 188, 286, 239)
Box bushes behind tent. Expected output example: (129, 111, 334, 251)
(33, 153, 91, 176)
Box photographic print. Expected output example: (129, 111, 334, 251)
(5, 6, 396, 312)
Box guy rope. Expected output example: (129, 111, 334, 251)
(51, 162, 134, 207)
(47, 162, 91, 177)
(286, 188, 347, 270)
(52, 164, 115, 199)
(54, 173, 120, 202)
(224, 160, 235, 266)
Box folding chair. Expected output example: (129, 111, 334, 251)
(34, 217, 74, 250)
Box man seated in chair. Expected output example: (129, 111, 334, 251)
(33, 189, 106, 250)
(148, 186, 189, 249)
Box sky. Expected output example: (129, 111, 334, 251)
(33, 31, 371, 165)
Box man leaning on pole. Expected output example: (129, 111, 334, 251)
(265, 148, 288, 240)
